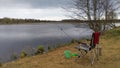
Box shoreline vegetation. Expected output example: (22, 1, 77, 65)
(0, 17, 59, 24)
(0, 17, 120, 25)
(0, 27, 120, 68)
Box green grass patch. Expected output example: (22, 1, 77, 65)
(103, 27, 120, 39)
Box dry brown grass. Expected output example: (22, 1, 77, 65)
(1, 28, 120, 68)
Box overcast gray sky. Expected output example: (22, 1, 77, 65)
(0, 0, 73, 20)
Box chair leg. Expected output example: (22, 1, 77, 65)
(90, 49, 96, 65)
(90, 44, 102, 65)
(96, 44, 102, 60)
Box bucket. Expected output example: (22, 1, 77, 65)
(64, 50, 72, 59)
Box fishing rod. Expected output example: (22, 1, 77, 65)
(56, 24, 74, 40)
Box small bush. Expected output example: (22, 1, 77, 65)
(64, 43, 72, 46)
(35, 46, 44, 55)
(20, 50, 27, 58)
(56, 45, 61, 48)
(48, 46, 51, 51)
(11, 54, 18, 60)
(71, 39, 78, 43)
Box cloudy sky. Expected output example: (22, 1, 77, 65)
(0, 0, 73, 20)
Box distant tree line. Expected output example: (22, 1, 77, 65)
(62, 19, 120, 23)
(0, 17, 119, 25)
(0, 17, 58, 24)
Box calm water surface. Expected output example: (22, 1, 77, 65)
(0, 23, 93, 62)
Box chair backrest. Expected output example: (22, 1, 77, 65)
(90, 32, 100, 49)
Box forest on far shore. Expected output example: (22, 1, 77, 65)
(0, 17, 120, 24)
(0, 17, 59, 24)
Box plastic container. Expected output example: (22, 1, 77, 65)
(64, 50, 72, 59)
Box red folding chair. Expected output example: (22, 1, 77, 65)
(75, 32, 101, 65)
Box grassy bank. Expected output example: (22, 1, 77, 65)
(1, 27, 120, 68)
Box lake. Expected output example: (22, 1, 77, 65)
(115, 23, 120, 27)
(0, 23, 93, 63)
(0, 23, 119, 63)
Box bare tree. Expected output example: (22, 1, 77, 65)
(102, 0, 119, 30)
(66, 0, 120, 31)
